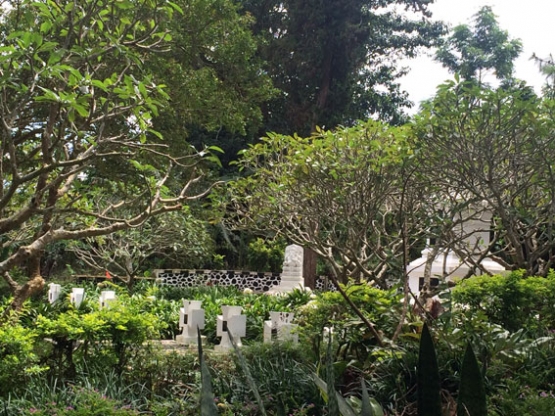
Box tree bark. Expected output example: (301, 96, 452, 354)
(7, 273, 45, 313)
(303, 247, 317, 289)
(1, 253, 45, 317)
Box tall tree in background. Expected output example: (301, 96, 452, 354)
(0, 0, 274, 311)
(435, 6, 522, 83)
(148, 0, 275, 166)
(239, 0, 444, 135)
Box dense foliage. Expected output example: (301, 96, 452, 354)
(240, 0, 445, 133)
(3, 1, 555, 415)
(2, 278, 555, 415)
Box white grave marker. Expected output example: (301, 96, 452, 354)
(99, 290, 117, 308)
(176, 300, 205, 345)
(70, 288, 85, 308)
(263, 311, 298, 343)
(48, 283, 62, 304)
(215, 305, 246, 352)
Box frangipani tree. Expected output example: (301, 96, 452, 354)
(0, 0, 223, 313)
(225, 121, 434, 344)
(415, 80, 555, 277)
(67, 209, 216, 287)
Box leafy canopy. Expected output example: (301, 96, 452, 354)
(435, 6, 522, 82)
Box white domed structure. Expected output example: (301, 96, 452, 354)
(407, 201, 506, 295)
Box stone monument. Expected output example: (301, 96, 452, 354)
(267, 244, 304, 294)
(48, 283, 62, 304)
(176, 300, 205, 345)
(214, 305, 246, 352)
(407, 201, 506, 295)
(263, 311, 298, 343)
(99, 290, 117, 308)
(70, 288, 85, 308)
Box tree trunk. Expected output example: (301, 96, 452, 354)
(9, 273, 45, 312)
(6, 255, 45, 313)
(303, 247, 317, 289)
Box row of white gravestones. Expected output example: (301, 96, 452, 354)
(48, 283, 116, 309)
(176, 300, 299, 351)
(48, 284, 299, 350)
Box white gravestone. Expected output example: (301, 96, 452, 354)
(263, 311, 298, 343)
(215, 305, 246, 352)
(99, 290, 117, 308)
(323, 326, 334, 342)
(176, 300, 205, 345)
(268, 244, 305, 294)
(48, 283, 62, 304)
(70, 288, 85, 308)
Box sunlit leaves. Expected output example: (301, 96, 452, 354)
(0, 0, 216, 290)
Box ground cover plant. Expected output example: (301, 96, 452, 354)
(2, 274, 555, 415)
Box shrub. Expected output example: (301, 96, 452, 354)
(246, 238, 285, 273)
(14, 386, 141, 415)
(0, 324, 45, 396)
(295, 283, 402, 360)
(452, 270, 555, 333)
(218, 342, 321, 415)
(35, 297, 163, 377)
(490, 381, 555, 416)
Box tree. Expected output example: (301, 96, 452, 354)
(533, 53, 555, 98)
(415, 80, 555, 277)
(67, 210, 216, 287)
(435, 6, 522, 82)
(148, 0, 276, 156)
(0, 0, 232, 313)
(239, 0, 445, 135)
(225, 121, 435, 344)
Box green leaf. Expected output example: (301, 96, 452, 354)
(197, 327, 218, 416)
(73, 103, 89, 118)
(417, 323, 442, 416)
(360, 379, 373, 416)
(207, 145, 224, 154)
(457, 343, 487, 416)
(91, 80, 109, 92)
(312, 372, 357, 416)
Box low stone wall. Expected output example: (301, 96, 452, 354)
(314, 276, 337, 292)
(154, 269, 338, 293)
(154, 269, 281, 293)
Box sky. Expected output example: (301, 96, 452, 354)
(399, 0, 555, 110)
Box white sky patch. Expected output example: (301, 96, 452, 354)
(398, 0, 555, 111)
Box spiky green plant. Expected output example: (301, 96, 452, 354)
(326, 335, 340, 416)
(198, 327, 218, 416)
(417, 323, 442, 416)
(227, 330, 268, 416)
(361, 378, 373, 416)
(457, 342, 487, 416)
(312, 335, 384, 416)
